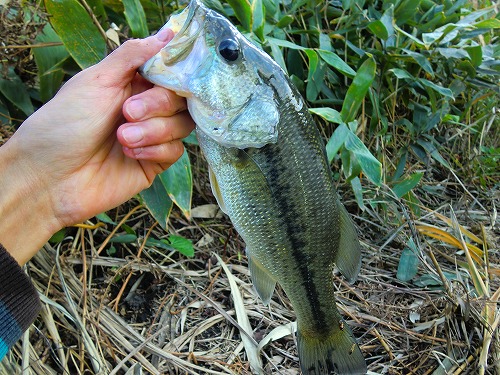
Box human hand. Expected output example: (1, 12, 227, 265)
(0, 30, 195, 265)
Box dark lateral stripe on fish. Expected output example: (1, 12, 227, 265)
(260, 144, 327, 332)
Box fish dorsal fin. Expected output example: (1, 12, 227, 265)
(208, 165, 227, 214)
(335, 200, 362, 283)
(247, 250, 276, 305)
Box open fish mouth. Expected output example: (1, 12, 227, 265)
(157, 0, 204, 65)
(139, 0, 206, 95)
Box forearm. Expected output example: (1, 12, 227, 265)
(0, 141, 59, 266)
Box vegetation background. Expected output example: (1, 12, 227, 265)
(0, 0, 498, 374)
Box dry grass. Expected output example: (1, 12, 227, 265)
(1, 145, 498, 374)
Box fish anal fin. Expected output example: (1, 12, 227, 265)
(336, 200, 362, 283)
(247, 251, 276, 305)
(297, 324, 366, 375)
(209, 166, 227, 214)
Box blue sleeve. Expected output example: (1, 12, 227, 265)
(0, 244, 41, 361)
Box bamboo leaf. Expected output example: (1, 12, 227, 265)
(367, 20, 389, 40)
(344, 127, 382, 185)
(226, 0, 252, 31)
(44, 0, 106, 69)
(0, 67, 34, 116)
(310, 107, 343, 125)
(325, 122, 349, 163)
(397, 238, 420, 282)
(123, 0, 149, 38)
(251, 0, 265, 40)
(139, 175, 173, 230)
(392, 172, 423, 198)
(165, 235, 194, 257)
(317, 50, 356, 77)
(304, 49, 320, 101)
(33, 24, 70, 102)
(341, 57, 376, 123)
(159, 149, 193, 220)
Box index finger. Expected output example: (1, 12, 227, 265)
(123, 86, 188, 122)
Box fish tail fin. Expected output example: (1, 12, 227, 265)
(297, 325, 366, 375)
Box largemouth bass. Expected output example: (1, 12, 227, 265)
(140, 1, 366, 373)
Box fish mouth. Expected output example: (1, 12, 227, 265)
(139, 0, 207, 95)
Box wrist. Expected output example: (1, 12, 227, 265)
(0, 140, 60, 265)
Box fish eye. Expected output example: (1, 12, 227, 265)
(218, 39, 240, 62)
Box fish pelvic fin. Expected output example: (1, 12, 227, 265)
(247, 251, 276, 305)
(297, 324, 366, 375)
(335, 200, 362, 283)
(208, 166, 227, 214)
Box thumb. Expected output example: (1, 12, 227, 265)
(96, 29, 174, 84)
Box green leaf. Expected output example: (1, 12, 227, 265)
(251, 0, 265, 40)
(465, 45, 482, 67)
(344, 126, 382, 185)
(226, 0, 252, 31)
(269, 43, 287, 72)
(0, 100, 10, 126)
(396, 238, 420, 282)
(165, 235, 194, 257)
(183, 131, 199, 145)
(473, 18, 500, 29)
(159, 149, 193, 219)
(416, 139, 450, 168)
(304, 49, 320, 101)
(123, 0, 149, 38)
(394, 0, 421, 25)
(33, 24, 70, 102)
(139, 175, 173, 230)
(350, 176, 365, 210)
(309, 107, 343, 124)
(389, 68, 413, 80)
(109, 234, 138, 243)
(317, 50, 356, 77)
(392, 172, 423, 198)
(393, 24, 426, 48)
(45, 0, 106, 69)
(403, 49, 434, 76)
(276, 14, 294, 28)
(0, 67, 34, 116)
(325, 123, 349, 163)
(380, 5, 395, 46)
(266, 37, 306, 51)
(419, 79, 454, 99)
(49, 228, 66, 244)
(85, 0, 107, 22)
(96, 212, 116, 225)
(145, 237, 176, 252)
(340, 57, 376, 123)
(367, 20, 389, 40)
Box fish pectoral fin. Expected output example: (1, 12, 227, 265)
(335, 200, 362, 283)
(208, 166, 227, 214)
(247, 252, 276, 305)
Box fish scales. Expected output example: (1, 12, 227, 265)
(198, 88, 341, 334)
(140, 0, 367, 373)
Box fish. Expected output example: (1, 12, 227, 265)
(140, 1, 367, 373)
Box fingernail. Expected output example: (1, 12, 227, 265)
(126, 99, 146, 120)
(122, 126, 144, 144)
(155, 28, 173, 43)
